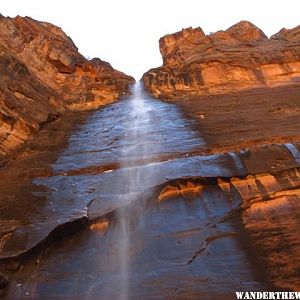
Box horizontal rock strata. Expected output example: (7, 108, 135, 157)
(158, 168, 300, 291)
(143, 21, 300, 99)
(0, 15, 134, 165)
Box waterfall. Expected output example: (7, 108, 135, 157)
(117, 82, 155, 300)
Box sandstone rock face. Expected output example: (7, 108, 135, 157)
(143, 21, 300, 99)
(1, 80, 300, 297)
(0, 15, 134, 165)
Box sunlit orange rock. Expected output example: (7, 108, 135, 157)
(158, 184, 180, 202)
(242, 194, 300, 290)
(0, 15, 134, 165)
(178, 180, 202, 199)
(90, 220, 109, 234)
(158, 180, 203, 202)
(143, 21, 300, 99)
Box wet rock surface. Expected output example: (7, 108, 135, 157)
(151, 83, 300, 154)
(0, 15, 134, 166)
(143, 21, 300, 99)
(0, 273, 8, 290)
(0, 83, 300, 298)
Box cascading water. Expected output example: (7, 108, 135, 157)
(6, 79, 267, 300)
(116, 82, 158, 300)
(21, 81, 206, 300)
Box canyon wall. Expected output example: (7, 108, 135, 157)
(0, 15, 134, 166)
(143, 21, 300, 99)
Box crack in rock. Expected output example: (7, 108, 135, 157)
(187, 232, 236, 264)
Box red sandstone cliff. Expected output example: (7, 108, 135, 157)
(0, 15, 134, 165)
(143, 21, 300, 99)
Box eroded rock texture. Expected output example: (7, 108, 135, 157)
(143, 21, 300, 99)
(0, 15, 134, 165)
(0, 83, 300, 298)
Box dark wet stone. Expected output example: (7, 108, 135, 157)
(0, 273, 8, 289)
(1, 84, 300, 298)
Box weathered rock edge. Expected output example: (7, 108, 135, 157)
(143, 21, 300, 99)
(0, 164, 299, 262)
(0, 15, 135, 166)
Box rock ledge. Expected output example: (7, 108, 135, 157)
(0, 15, 134, 165)
(143, 21, 300, 99)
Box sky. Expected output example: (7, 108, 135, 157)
(2, 0, 300, 79)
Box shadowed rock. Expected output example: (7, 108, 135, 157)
(1, 19, 300, 298)
(0, 273, 8, 289)
(0, 90, 300, 297)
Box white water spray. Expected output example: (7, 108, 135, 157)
(117, 82, 156, 300)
